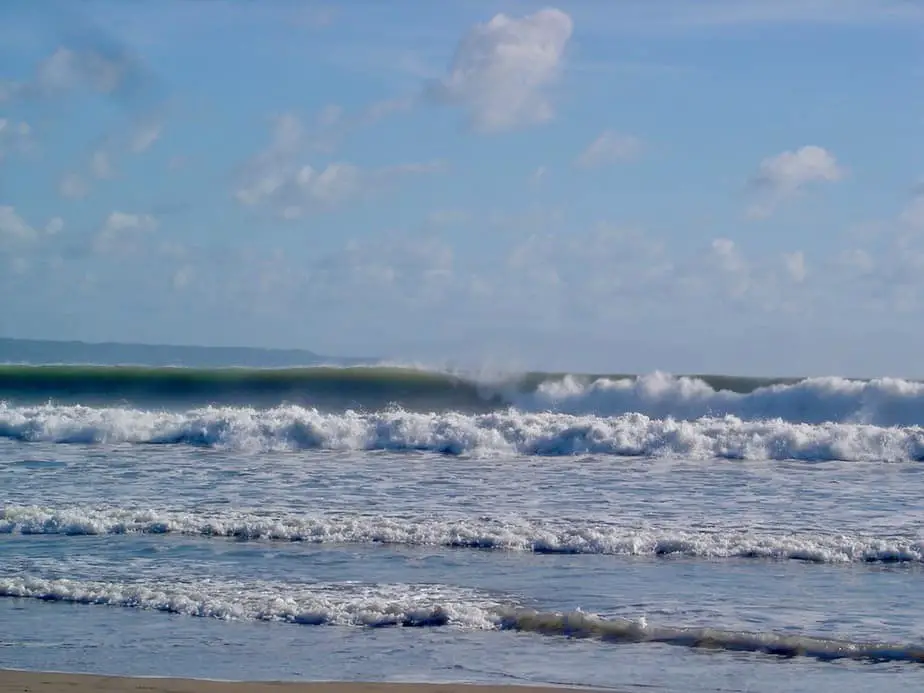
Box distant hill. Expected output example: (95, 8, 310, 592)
(0, 337, 369, 368)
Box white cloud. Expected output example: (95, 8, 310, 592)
(0, 118, 32, 160)
(59, 173, 90, 200)
(710, 237, 750, 297)
(0, 81, 23, 103)
(0, 206, 36, 242)
(36, 47, 128, 95)
(0, 207, 62, 244)
(172, 265, 194, 291)
(45, 217, 64, 236)
(900, 184, 924, 227)
(1, 44, 145, 108)
(313, 235, 456, 308)
(530, 166, 548, 184)
(9, 256, 30, 275)
(316, 104, 343, 128)
(14, 46, 166, 199)
(836, 248, 875, 275)
(130, 120, 163, 153)
(58, 117, 164, 199)
(429, 8, 573, 132)
(747, 145, 844, 217)
(783, 250, 807, 283)
(360, 96, 415, 124)
(235, 114, 445, 218)
(575, 131, 642, 169)
(90, 150, 113, 179)
(305, 98, 417, 153)
(95, 211, 157, 253)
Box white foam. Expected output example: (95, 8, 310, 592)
(516, 372, 924, 426)
(2, 402, 923, 460)
(0, 576, 501, 629)
(2, 574, 922, 664)
(3, 505, 921, 563)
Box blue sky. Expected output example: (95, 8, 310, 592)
(2, 0, 924, 376)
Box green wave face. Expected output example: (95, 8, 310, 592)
(0, 365, 507, 410)
(0, 364, 794, 411)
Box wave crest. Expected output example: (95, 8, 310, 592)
(2, 575, 922, 664)
(2, 403, 924, 460)
(3, 506, 922, 563)
(4, 365, 924, 425)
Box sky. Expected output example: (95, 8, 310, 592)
(2, 0, 924, 376)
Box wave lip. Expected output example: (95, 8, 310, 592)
(521, 371, 924, 425)
(2, 575, 922, 665)
(500, 609, 924, 664)
(4, 365, 924, 426)
(0, 576, 502, 629)
(3, 402, 924, 460)
(4, 506, 923, 564)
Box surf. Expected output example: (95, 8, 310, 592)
(3, 365, 924, 426)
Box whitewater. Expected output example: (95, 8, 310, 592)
(2, 364, 924, 692)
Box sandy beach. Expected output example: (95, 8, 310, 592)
(0, 672, 597, 693)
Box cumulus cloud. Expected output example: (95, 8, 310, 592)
(709, 237, 750, 297)
(0, 206, 36, 242)
(747, 145, 844, 217)
(782, 250, 807, 283)
(234, 113, 445, 218)
(0, 81, 23, 103)
(45, 217, 65, 235)
(59, 173, 90, 200)
(0, 118, 32, 161)
(530, 166, 549, 184)
(574, 131, 642, 168)
(900, 183, 924, 227)
(429, 8, 573, 132)
(2, 44, 165, 199)
(320, 235, 454, 299)
(0, 207, 63, 244)
(90, 150, 113, 179)
(836, 248, 875, 275)
(36, 47, 128, 95)
(94, 211, 157, 253)
(130, 119, 163, 153)
(58, 113, 164, 199)
(297, 98, 417, 153)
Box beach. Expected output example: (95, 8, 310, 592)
(0, 673, 594, 693)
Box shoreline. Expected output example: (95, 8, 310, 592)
(0, 671, 606, 693)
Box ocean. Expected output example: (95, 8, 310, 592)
(1, 354, 923, 692)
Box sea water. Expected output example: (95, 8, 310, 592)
(1, 365, 923, 692)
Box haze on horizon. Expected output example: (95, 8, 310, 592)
(2, 0, 923, 378)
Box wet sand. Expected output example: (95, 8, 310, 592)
(0, 672, 600, 693)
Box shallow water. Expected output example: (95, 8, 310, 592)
(2, 435, 924, 692)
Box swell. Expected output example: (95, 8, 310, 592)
(4, 365, 924, 426)
(0, 364, 500, 411)
(3, 403, 924, 460)
(1, 575, 922, 664)
(4, 506, 922, 564)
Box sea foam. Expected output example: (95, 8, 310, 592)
(3, 505, 922, 563)
(2, 402, 923, 460)
(2, 574, 922, 664)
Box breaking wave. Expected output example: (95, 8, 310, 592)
(2, 402, 924, 460)
(3, 506, 922, 564)
(2, 365, 924, 425)
(2, 575, 922, 664)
